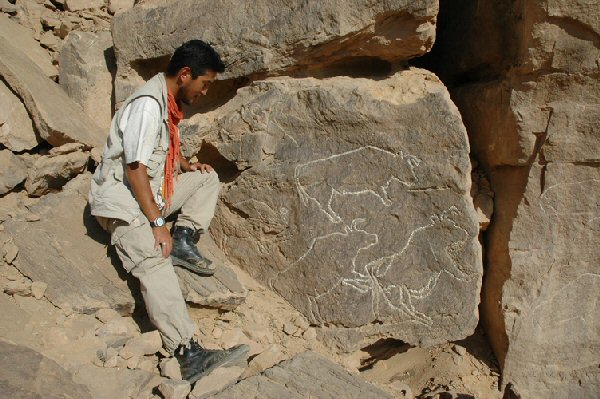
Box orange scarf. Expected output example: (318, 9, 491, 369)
(163, 89, 183, 209)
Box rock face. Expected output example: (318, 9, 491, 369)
(25, 150, 90, 196)
(429, 0, 600, 397)
(0, 80, 39, 152)
(0, 36, 104, 148)
(111, 0, 438, 102)
(3, 173, 136, 315)
(185, 69, 482, 347)
(59, 31, 116, 130)
(211, 351, 394, 398)
(0, 13, 57, 79)
(0, 150, 26, 195)
(0, 340, 93, 399)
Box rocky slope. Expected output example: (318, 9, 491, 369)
(0, 0, 597, 398)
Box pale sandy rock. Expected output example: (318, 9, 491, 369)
(160, 357, 182, 380)
(176, 235, 247, 310)
(189, 366, 244, 399)
(211, 351, 393, 398)
(242, 344, 285, 378)
(120, 330, 162, 358)
(65, 0, 104, 11)
(0, 150, 27, 195)
(3, 278, 32, 296)
(2, 240, 19, 264)
(190, 69, 481, 347)
(3, 174, 135, 315)
(95, 308, 121, 323)
(95, 317, 131, 336)
(39, 30, 61, 52)
(108, 0, 134, 14)
(0, 341, 93, 398)
(0, 12, 57, 79)
(435, 1, 600, 396)
(0, 0, 17, 13)
(73, 364, 165, 399)
(59, 31, 116, 130)
(455, 74, 600, 169)
(0, 80, 39, 152)
(482, 163, 600, 398)
(49, 142, 87, 155)
(31, 281, 47, 299)
(25, 150, 89, 196)
(159, 380, 191, 399)
(112, 0, 438, 102)
(0, 263, 22, 281)
(136, 356, 157, 373)
(0, 37, 104, 147)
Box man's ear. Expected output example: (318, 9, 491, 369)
(178, 66, 192, 83)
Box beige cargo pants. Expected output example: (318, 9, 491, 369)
(98, 171, 220, 353)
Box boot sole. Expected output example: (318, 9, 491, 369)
(185, 344, 250, 384)
(171, 256, 216, 276)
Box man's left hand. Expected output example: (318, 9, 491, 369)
(189, 163, 213, 173)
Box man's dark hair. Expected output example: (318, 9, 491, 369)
(166, 40, 225, 78)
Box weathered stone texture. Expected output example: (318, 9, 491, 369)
(0, 13, 57, 79)
(25, 150, 90, 196)
(111, 0, 438, 101)
(211, 351, 394, 398)
(59, 31, 116, 130)
(3, 173, 136, 314)
(432, 0, 600, 397)
(184, 69, 482, 347)
(0, 150, 27, 195)
(0, 37, 104, 148)
(0, 80, 39, 152)
(0, 340, 93, 399)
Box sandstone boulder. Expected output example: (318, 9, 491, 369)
(0, 13, 57, 78)
(0, 150, 27, 195)
(431, 1, 600, 396)
(64, 0, 104, 12)
(185, 69, 481, 347)
(108, 0, 134, 15)
(0, 79, 39, 152)
(25, 150, 90, 196)
(0, 37, 104, 148)
(211, 351, 394, 398)
(176, 235, 247, 310)
(111, 0, 438, 102)
(0, 340, 93, 399)
(72, 364, 165, 399)
(59, 31, 116, 130)
(3, 173, 136, 314)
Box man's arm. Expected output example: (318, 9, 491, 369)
(126, 162, 172, 258)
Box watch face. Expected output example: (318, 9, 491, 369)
(154, 217, 165, 227)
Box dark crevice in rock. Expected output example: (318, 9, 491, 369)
(287, 56, 394, 80)
(191, 141, 241, 183)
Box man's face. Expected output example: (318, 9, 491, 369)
(179, 70, 217, 105)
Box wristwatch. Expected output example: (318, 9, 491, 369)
(149, 216, 166, 228)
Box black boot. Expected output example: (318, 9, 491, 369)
(171, 226, 215, 276)
(175, 340, 249, 383)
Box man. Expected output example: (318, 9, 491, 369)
(89, 40, 248, 383)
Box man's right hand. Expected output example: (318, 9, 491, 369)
(153, 225, 173, 258)
(125, 162, 173, 258)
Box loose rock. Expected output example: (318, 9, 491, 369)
(159, 380, 191, 399)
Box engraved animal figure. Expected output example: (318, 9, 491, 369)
(294, 146, 421, 223)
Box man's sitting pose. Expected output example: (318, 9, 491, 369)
(89, 40, 248, 382)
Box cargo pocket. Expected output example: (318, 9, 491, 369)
(146, 150, 166, 178)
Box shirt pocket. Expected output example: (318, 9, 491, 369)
(146, 149, 166, 178)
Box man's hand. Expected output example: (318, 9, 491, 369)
(189, 162, 213, 173)
(179, 155, 213, 174)
(152, 225, 173, 258)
